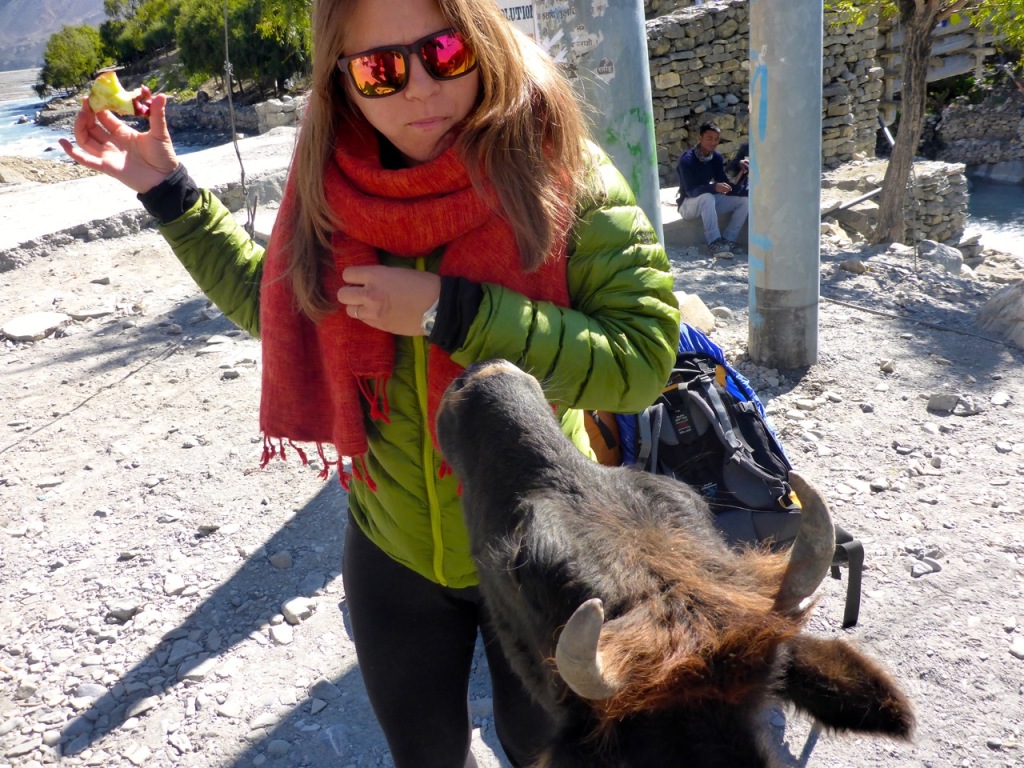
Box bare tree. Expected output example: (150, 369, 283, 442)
(834, 1, 1024, 244)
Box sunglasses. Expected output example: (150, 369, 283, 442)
(338, 28, 478, 99)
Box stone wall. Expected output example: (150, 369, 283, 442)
(643, 0, 694, 19)
(823, 159, 970, 247)
(935, 83, 1024, 182)
(645, 1, 883, 185)
(164, 101, 259, 136)
(256, 94, 309, 134)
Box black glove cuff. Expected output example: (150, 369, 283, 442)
(429, 276, 484, 353)
(137, 164, 201, 224)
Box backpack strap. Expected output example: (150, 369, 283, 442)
(689, 375, 745, 455)
(831, 524, 864, 628)
(635, 404, 661, 471)
(682, 380, 784, 492)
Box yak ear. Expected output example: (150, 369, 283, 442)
(779, 635, 915, 739)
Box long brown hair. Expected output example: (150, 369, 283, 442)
(286, 0, 591, 320)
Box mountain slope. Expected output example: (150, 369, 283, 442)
(0, 0, 106, 72)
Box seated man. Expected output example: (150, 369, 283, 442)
(676, 123, 748, 256)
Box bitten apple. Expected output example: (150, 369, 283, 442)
(88, 71, 153, 117)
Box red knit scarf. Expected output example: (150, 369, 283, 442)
(258, 122, 570, 487)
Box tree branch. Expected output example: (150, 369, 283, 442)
(938, 0, 973, 21)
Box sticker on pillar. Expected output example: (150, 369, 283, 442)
(591, 0, 608, 17)
(536, 2, 576, 30)
(571, 25, 603, 57)
(595, 57, 615, 83)
(498, 0, 537, 39)
(535, 3, 578, 72)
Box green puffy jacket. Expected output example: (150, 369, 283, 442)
(159, 145, 679, 588)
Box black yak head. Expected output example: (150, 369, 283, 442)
(437, 360, 914, 767)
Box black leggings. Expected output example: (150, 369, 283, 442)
(342, 518, 555, 768)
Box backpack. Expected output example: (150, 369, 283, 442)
(585, 323, 864, 627)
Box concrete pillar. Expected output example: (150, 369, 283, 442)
(531, 0, 663, 242)
(748, 0, 823, 367)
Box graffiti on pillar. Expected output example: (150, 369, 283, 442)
(603, 107, 654, 194)
(748, 43, 773, 256)
(528, 0, 659, 234)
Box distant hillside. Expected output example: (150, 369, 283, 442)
(0, 0, 106, 72)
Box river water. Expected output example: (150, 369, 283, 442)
(0, 68, 63, 158)
(1, 67, 1022, 255)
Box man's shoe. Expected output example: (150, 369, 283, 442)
(709, 238, 733, 258)
(723, 239, 745, 254)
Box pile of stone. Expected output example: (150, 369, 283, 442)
(256, 95, 309, 134)
(936, 83, 1024, 183)
(821, 158, 972, 250)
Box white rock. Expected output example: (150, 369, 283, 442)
(270, 624, 294, 646)
(163, 574, 186, 596)
(216, 692, 245, 719)
(1010, 637, 1024, 660)
(282, 597, 315, 625)
(310, 698, 329, 715)
(1, 311, 70, 342)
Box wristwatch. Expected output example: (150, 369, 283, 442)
(421, 298, 439, 336)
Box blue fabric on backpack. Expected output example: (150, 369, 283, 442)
(618, 324, 783, 466)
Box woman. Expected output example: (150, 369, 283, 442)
(60, 0, 679, 765)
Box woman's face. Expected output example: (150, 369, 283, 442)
(342, 0, 480, 166)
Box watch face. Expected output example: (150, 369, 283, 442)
(422, 309, 437, 336)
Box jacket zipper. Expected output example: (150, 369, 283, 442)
(413, 257, 447, 585)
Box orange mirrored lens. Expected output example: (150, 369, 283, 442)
(421, 32, 476, 78)
(348, 50, 407, 97)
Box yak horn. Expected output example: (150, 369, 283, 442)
(555, 598, 620, 700)
(775, 470, 836, 612)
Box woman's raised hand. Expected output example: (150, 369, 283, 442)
(58, 92, 179, 194)
(338, 266, 442, 337)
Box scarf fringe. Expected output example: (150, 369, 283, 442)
(339, 455, 377, 492)
(358, 375, 392, 423)
(261, 436, 310, 468)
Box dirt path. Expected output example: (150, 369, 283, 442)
(0, 215, 1022, 767)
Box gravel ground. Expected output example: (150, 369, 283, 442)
(0, 194, 1022, 767)
(0, 156, 98, 184)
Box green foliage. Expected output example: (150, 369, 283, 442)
(969, 1, 1024, 50)
(104, 0, 143, 22)
(176, 0, 310, 93)
(256, 0, 312, 59)
(109, 0, 183, 64)
(188, 72, 211, 90)
(824, 0, 898, 27)
(827, 0, 1024, 39)
(39, 25, 108, 94)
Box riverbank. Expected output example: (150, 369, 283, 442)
(0, 127, 297, 261)
(0, 68, 39, 103)
(0, 154, 98, 184)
